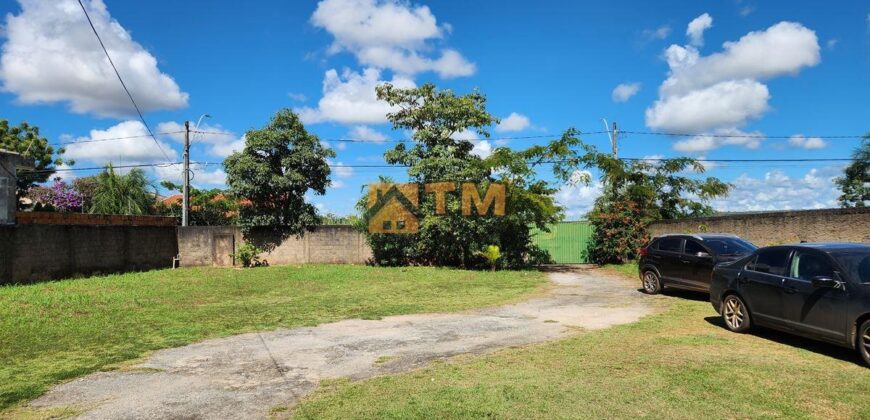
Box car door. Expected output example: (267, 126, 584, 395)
(740, 248, 792, 327)
(654, 237, 685, 284)
(781, 250, 849, 343)
(681, 239, 715, 290)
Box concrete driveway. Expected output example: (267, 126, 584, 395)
(29, 266, 654, 419)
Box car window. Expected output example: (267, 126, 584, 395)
(747, 249, 790, 276)
(831, 251, 870, 284)
(789, 251, 835, 281)
(684, 240, 707, 255)
(658, 237, 682, 253)
(704, 238, 756, 255)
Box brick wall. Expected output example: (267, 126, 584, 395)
(648, 207, 870, 246)
(16, 212, 176, 226)
(177, 225, 372, 267)
(0, 224, 178, 284)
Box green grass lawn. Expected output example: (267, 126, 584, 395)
(0, 265, 546, 411)
(294, 265, 870, 419)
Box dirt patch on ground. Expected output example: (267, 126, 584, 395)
(28, 266, 655, 419)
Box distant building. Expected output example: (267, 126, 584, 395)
(0, 150, 34, 224)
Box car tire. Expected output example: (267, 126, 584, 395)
(858, 320, 870, 368)
(721, 294, 752, 333)
(641, 270, 662, 294)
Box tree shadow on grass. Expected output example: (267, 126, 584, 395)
(704, 316, 863, 366)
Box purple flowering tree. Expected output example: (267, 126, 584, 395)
(29, 178, 83, 212)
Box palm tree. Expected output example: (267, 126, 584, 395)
(89, 164, 157, 215)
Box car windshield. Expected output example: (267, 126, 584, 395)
(832, 250, 870, 284)
(704, 238, 757, 255)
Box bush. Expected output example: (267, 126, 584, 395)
(235, 243, 264, 268)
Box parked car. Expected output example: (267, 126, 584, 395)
(710, 243, 870, 367)
(638, 234, 757, 294)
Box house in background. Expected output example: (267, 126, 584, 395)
(0, 149, 33, 225)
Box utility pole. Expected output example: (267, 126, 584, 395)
(182, 120, 190, 227)
(611, 121, 619, 158)
(602, 118, 619, 158)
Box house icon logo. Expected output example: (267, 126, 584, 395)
(366, 183, 420, 234)
(365, 181, 506, 234)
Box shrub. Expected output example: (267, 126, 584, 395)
(475, 245, 501, 271)
(235, 243, 264, 268)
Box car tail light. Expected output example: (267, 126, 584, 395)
(639, 247, 649, 257)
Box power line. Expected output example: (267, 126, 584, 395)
(20, 156, 859, 176)
(52, 128, 863, 149)
(51, 131, 185, 147)
(621, 131, 866, 139)
(190, 130, 610, 143)
(76, 0, 171, 162)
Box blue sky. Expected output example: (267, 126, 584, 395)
(1, 0, 868, 217)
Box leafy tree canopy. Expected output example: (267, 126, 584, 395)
(565, 137, 731, 263)
(89, 164, 157, 215)
(835, 135, 869, 208)
(0, 119, 70, 199)
(361, 83, 582, 268)
(224, 109, 335, 237)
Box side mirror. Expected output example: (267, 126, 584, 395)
(697, 251, 711, 258)
(811, 276, 842, 289)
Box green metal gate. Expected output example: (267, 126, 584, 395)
(530, 221, 593, 264)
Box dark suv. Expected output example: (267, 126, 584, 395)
(638, 234, 757, 294)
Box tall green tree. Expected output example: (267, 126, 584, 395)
(0, 120, 70, 202)
(224, 109, 334, 237)
(89, 164, 157, 215)
(568, 139, 731, 263)
(361, 84, 577, 268)
(835, 135, 869, 208)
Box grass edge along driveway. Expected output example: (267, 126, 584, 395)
(0, 265, 547, 412)
(291, 265, 870, 419)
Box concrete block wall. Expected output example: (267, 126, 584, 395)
(177, 225, 372, 267)
(0, 224, 178, 284)
(259, 225, 372, 265)
(177, 226, 242, 267)
(648, 207, 870, 246)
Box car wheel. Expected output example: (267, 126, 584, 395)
(721, 294, 751, 333)
(859, 320, 870, 368)
(641, 270, 662, 294)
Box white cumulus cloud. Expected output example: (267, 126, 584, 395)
(0, 0, 188, 117)
(711, 167, 841, 211)
(295, 68, 415, 124)
(495, 112, 531, 132)
(686, 13, 713, 46)
(311, 0, 474, 78)
(611, 82, 641, 102)
(788, 134, 827, 150)
(646, 18, 820, 152)
(348, 125, 388, 143)
(673, 128, 764, 153)
(646, 80, 770, 133)
(554, 171, 604, 220)
(64, 120, 177, 165)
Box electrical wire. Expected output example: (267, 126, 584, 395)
(621, 131, 866, 139)
(17, 156, 861, 177)
(76, 0, 171, 163)
(51, 131, 185, 147)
